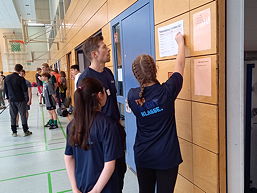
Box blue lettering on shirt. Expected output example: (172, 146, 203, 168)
(140, 106, 164, 117)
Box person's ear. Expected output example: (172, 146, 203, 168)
(91, 50, 97, 59)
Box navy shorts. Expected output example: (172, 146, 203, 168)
(46, 106, 56, 110)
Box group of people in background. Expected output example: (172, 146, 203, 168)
(64, 32, 185, 193)
(1, 60, 70, 135)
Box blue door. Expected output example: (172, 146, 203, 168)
(111, 0, 155, 172)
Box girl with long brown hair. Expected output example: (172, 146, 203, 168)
(127, 33, 185, 193)
(64, 78, 122, 193)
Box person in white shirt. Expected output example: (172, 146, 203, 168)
(70, 65, 81, 91)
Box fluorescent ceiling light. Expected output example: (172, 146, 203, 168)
(28, 23, 45, 27)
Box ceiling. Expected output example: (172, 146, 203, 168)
(0, 0, 20, 28)
(0, 0, 51, 29)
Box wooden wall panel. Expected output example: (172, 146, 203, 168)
(193, 145, 218, 193)
(176, 100, 192, 142)
(192, 102, 218, 153)
(64, 0, 79, 32)
(71, 3, 108, 51)
(193, 186, 205, 193)
(190, 0, 214, 9)
(157, 59, 191, 100)
(175, 175, 194, 193)
(107, 0, 138, 21)
(102, 23, 112, 46)
(154, 0, 190, 25)
(191, 55, 217, 104)
(179, 139, 193, 182)
(71, 49, 76, 65)
(24, 71, 37, 83)
(155, 13, 190, 60)
(218, 0, 226, 192)
(190, 2, 217, 56)
(0, 53, 3, 71)
(66, 0, 106, 45)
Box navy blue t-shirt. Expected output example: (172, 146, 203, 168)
(65, 112, 123, 193)
(128, 72, 183, 169)
(77, 67, 120, 122)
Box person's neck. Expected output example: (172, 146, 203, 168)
(89, 61, 105, 73)
(143, 82, 156, 87)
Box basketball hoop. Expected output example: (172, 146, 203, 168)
(9, 40, 25, 52)
(9, 40, 25, 44)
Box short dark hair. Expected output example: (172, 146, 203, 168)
(14, 64, 23, 72)
(54, 68, 59, 73)
(60, 71, 66, 77)
(41, 72, 51, 79)
(20, 69, 25, 73)
(42, 63, 49, 68)
(0, 71, 3, 75)
(36, 67, 41, 71)
(70, 64, 80, 71)
(82, 36, 103, 61)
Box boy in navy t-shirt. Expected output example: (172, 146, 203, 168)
(41, 72, 58, 129)
(77, 36, 126, 192)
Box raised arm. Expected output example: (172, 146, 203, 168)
(174, 32, 185, 76)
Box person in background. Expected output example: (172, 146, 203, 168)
(41, 63, 58, 125)
(77, 36, 126, 193)
(0, 71, 6, 100)
(70, 64, 81, 91)
(35, 67, 43, 105)
(4, 64, 32, 137)
(127, 33, 185, 193)
(0, 72, 5, 109)
(41, 63, 57, 88)
(41, 72, 58, 129)
(20, 70, 32, 120)
(64, 78, 122, 193)
(52, 68, 62, 108)
(59, 71, 67, 105)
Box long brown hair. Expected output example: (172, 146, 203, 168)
(69, 78, 104, 150)
(132, 54, 159, 105)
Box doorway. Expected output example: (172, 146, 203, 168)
(111, 0, 155, 171)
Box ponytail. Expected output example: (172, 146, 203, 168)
(69, 78, 104, 150)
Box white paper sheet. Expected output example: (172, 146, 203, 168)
(158, 20, 184, 57)
(117, 68, 123, 81)
(194, 57, 212, 96)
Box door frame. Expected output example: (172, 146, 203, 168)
(227, 0, 245, 192)
(110, 0, 155, 105)
(110, 0, 155, 171)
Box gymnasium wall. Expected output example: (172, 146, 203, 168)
(49, 0, 226, 192)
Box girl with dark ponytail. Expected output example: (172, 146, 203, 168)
(64, 78, 122, 193)
(128, 33, 185, 193)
